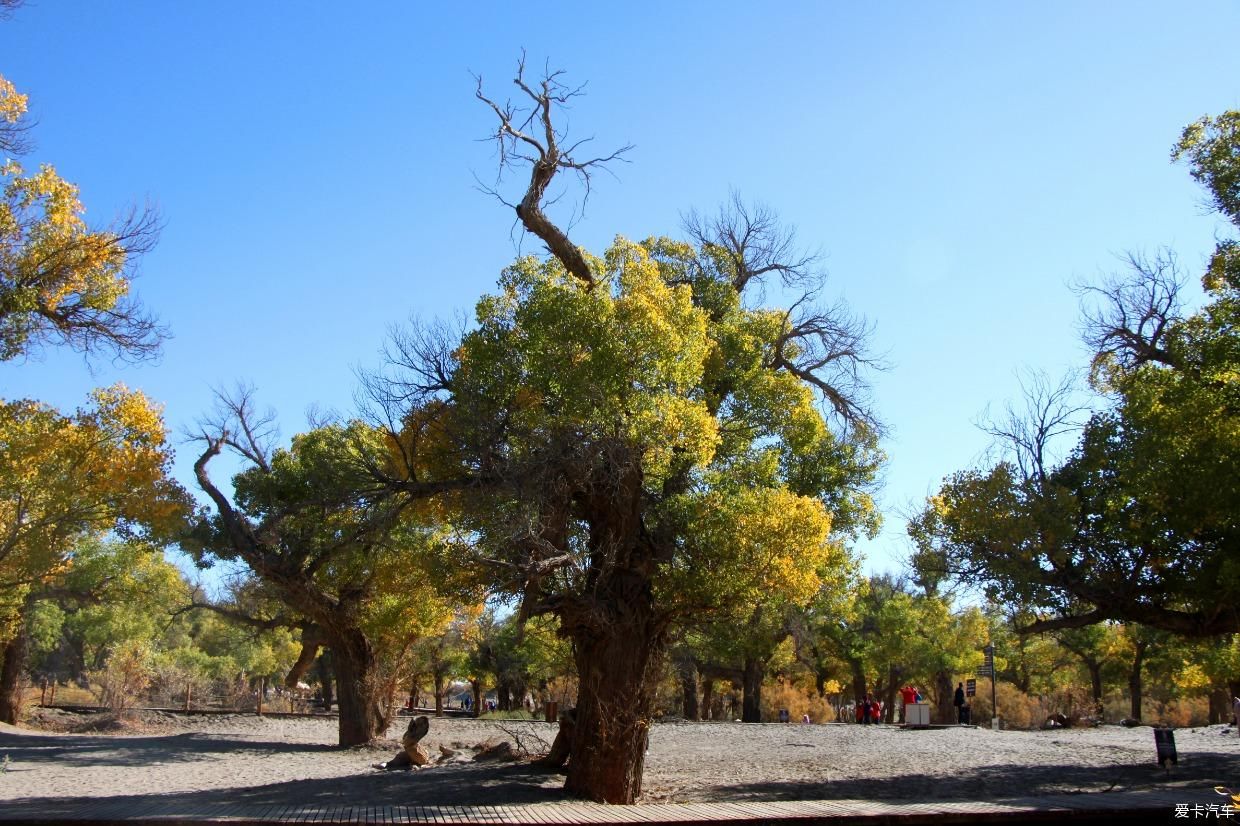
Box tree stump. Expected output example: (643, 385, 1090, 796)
(380, 715, 430, 770)
(535, 707, 575, 769)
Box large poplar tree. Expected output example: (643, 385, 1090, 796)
(367, 59, 883, 803)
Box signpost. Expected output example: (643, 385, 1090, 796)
(965, 679, 976, 697)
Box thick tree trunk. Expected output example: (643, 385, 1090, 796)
(849, 660, 867, 705)
(883, 665, 900, 724)
(562, 571, 664, 805)
(741, 657, 763, 723)
(1208, 687, 1228, 725)
(433, 671, 445, 717)
(701, 679, 714, 721)
(934, 669, 954, 725)
(0, 634, 29, 724)
(407, 681, 420, 711)
(0, 613, 31, 725)
(471, 679, 482, 718)
(328, 628, 385, 746)
(1087, 660, 1103, 715)
(680, 663, 699, 721)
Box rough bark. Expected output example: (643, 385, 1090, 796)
(0, 623, 30, 724)
(701, 679, 715, 721)
(433, 671, 445, 717)
(561, 570, 664, 804)
(329, 627, 386, 746)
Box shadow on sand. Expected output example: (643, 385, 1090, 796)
(703, 753, 1240, 802)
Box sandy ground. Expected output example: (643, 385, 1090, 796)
(0, 710, 1238, 812)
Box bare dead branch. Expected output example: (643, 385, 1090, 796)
(978, 370, 1089, 486)
(1078, 250, 1184, 381)
(683, 192, 818, 297)
(474, 53, 632, 288)
(190, 382, 279, 472)
(768, 297, 884, 432)
(3, 204, 168, 363)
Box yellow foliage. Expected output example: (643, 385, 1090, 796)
(0, 385, 190, 641)
(0, 76, 27, 125)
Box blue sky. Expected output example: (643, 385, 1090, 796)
(3, 2, 1239, 579)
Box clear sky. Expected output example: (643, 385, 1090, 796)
(3, 2, 1239, 579)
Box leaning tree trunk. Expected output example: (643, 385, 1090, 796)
(701, 678, 715, 721)
(328, 627, 385, 746)
(563, 569, 665, 805)
(741, 657, 764, 723)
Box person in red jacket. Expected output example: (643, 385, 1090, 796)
(899, 685, 917, 722)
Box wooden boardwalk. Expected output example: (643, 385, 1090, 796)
(0, 789, 1219, 824)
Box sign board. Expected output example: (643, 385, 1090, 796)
(965, 679, 976, 697)
(975, 666, 993, 678)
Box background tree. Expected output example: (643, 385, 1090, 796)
(0, 386, 189, 722)
(190, 389, 466, 745)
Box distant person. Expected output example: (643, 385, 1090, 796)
(899, 685, 917, 722)
(860, 695, 872, 725)
(1233, 696, 1240, 737)
(954, 682, 966, 723)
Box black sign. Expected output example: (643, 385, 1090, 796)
(975, 665, 993, 678)
(965, 679, 976, 697)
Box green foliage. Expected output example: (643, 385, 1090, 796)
(911, 111, 1240, 636)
